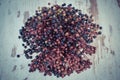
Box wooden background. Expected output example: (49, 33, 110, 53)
(0, 0, 120, 80)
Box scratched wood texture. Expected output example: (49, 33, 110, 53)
(0, 0, 120, 80)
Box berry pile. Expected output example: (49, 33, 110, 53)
(18, 3, 102, 78)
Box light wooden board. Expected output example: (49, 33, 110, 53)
(0, 0, 120, 80)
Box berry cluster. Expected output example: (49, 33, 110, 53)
(18, 3, 102, 78)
